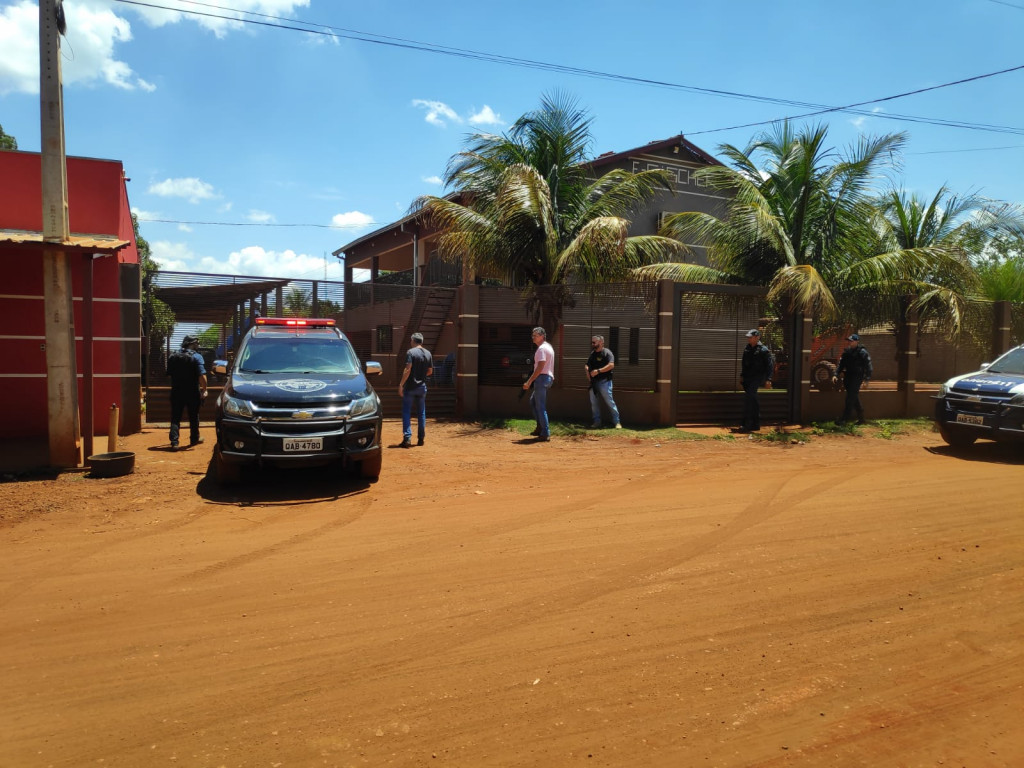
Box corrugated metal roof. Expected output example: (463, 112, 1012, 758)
(0, 230, 130, 252)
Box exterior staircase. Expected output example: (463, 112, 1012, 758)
(394, 287, 456, 375)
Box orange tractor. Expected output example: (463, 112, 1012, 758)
(771, 328, 852, 391)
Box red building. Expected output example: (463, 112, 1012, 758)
(0, 150, 141, 462)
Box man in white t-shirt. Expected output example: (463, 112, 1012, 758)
(523, 326, 555, 441)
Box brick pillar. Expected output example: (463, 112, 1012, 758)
(457, 284, 480, 419)
(655, 280, 678, 426)
(993, 301, 1012, 360)
(897, 295, 919, 416)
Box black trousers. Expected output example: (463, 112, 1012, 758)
(841, 377, 865, 422)
(170, 391, 201, 445)
(742, 381, 761, 430)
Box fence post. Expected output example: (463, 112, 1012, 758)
(457, 284, 480, 419)
(897, 295, 919, 416)
(794, 312, 813, 425)
(993, 301, 1012, 360)
(655, 280, 677, 426)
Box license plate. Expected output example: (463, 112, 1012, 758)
(283, 437, 323, 452)
(955, 413, 985, 426)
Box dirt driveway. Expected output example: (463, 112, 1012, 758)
(1, 422, 1022, 767)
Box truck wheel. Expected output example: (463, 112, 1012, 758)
(811, 361, 838, 391)
(358, 452, 382, 481)
(939, 424, 977, 449)
(215, 445, 241, 485)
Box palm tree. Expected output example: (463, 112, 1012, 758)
(635, 122, 980, 327)
(858, 187, 1022, 328)
(420, 93, 683, 328)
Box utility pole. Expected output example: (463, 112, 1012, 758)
(39, 0, 81, 467)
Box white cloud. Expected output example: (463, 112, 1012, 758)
(331, 211, 375, 230)
(412, 99, 462, 127)
(150, 240, 196, 271)
(177, 224, 193, 233)
(422, 176, 443, 186)
(148, 177, 218, 203)
(0, 0, 311, 95)
(131, 207, 161, 222)
(468, 105, 503, 126)
(247, 209, 276, 223)
(197, 246, 344, 280)
(0, 1, 156, 95)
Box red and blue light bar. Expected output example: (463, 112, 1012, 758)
(255, 318, 336, 327)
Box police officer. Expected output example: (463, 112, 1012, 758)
(739, 329, 774, 433)
(834, 333, 872, 424)
(166, 335, 207, 450)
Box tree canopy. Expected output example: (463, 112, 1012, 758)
(420, 93, 682, 328)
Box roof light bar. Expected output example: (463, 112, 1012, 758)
(255, 318, 336, 327)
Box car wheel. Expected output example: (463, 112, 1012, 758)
(215, 445, 242, 485)
(358, 452, 382, 481)
(939, 424, 977, 449)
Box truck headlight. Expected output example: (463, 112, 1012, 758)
(348, 393, 378, 418)
(1009, 392, 1024, 406)
(223, 395, 254, 418)
(938, 383, 949, 397)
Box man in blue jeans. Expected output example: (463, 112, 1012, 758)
(585, 334, 622, 429)
(523, 327, 555, 441)
(398, 332, 433, 447)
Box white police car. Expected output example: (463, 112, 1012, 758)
(934, 343, 1024, 447)
(213, 318, 383, 483)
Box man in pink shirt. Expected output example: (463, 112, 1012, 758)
(523, 326, 555, 441)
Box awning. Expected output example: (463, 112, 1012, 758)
(0, 229, 130, 253)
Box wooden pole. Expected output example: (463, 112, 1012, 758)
(40, 0, 80, 467)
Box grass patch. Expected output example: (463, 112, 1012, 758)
(751, 426, 811, 444)
(476, 418, 710, 441)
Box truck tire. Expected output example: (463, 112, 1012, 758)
(811, 361, 838, 391)
(939, 424, 977, 449)
(358, 452, 382, 481)
(215, 445, 242, 485)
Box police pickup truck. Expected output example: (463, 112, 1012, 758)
(213, 318, 383, 483)
(934, 343, 1024, 448)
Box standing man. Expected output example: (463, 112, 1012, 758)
(166, 335, 207, 450)
(739, 329, 774, 433)
(523, 327, 555, 441)
(835, 333, 873, 424)
(585, 335, 622, 429)
(399, 332, 433, 448)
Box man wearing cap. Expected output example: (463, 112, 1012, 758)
(834, 333, 872, 424)
(739, 329, 774, 433)
(398, 332, 433, 448)
(166, 335, 207, 450)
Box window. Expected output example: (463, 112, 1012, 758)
(376, 325, 393, 354)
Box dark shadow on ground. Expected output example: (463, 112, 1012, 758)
(924, 441, 1024, 466)
(196, 456, 374, 505)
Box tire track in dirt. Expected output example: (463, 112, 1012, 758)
(175, 490, 373, 583)
(250, 467, 845, 700)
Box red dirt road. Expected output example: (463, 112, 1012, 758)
(1, 422, 1022, 767)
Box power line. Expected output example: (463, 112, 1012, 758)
(136, 217, 376, 229)
(909, 144, 1024, 155)
(112, 0, 1024, 137)
(985, 0, 1024, 10)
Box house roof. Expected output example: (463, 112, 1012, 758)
(586, 134, 721, 170)
(0, 229, 130, 253)
(333, 134, 720, 263)
(153, 278, 293, 324)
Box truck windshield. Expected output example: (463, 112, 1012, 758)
(987, 347, 1024, 375)
(237, 336, 361, 374)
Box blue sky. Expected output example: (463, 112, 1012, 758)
(1, 0, 1022, 281)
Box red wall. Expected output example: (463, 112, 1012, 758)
(0, 151, 141, 439)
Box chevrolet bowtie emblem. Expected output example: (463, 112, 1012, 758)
(292, 411, 314, 419)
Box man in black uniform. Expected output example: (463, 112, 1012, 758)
(834, 333, 872, 424)
(166, 335, 207, 450)
(398, 332, 433, 448)
(739, 329, 774, 433)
